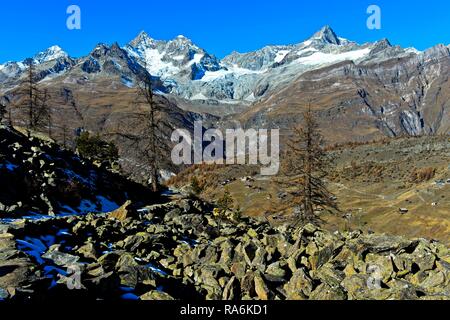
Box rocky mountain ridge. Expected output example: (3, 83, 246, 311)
(0, 26, 425, 103)
(236, 42, 450, 142)
(1, 26, 449, 147)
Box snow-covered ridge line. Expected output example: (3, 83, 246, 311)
(0, 26, 425, 103)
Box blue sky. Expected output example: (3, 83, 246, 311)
(0, 0, 449, 63)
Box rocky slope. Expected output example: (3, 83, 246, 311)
(0, 125, 151, 218)
(0, 123, 449, 301)
(1, 196, 449, 301)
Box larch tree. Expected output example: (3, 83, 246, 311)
(61, 122, 69, 149)
(279, 106, 338, 226)
(19, 59, 51, 137)
(136, 72, 160, 192)
(114, 66, 172, 193)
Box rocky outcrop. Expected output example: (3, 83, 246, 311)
(1, 196, 448, 301)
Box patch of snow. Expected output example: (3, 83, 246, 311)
(121, 293, 140, 300)
(59, 205, 78, 215)
(97, 196, 120, 212)
(58, 196, 119, 216)
(405, 47, 421, 55)
(162, 78, 177, 87)
(0, 162, 19, 171)
(191, 93, 208, 100)
(200, 64, 263, 82)
(63, 169, 94, 187)
(296, 47, 318, 54)
(146, 263, 168, 276)
(139, 48, 180, 77)
(56, 229, 71, 236)
(274, 50, 290, 63)
(180, 236, 199, 247)
(156, 170, 176, 183)
(185, 53, 205, 70)
(22, 213, 55, 221)
(244, 93, 256, 102)
(78, 200, 97, 213)
(293, 48, 371, 66)
(121, 76, 134, 88)
(338, 37, 353, 45)
(16, 237, 47, 264)
(216, 99, 245, 105)
(39, 71, 67, 83)
(33, 45, 68, 64)
(111, 60, 123, 70)
(190, 53, 204, 65)
(128, 48, 180, 77)
(76, 196, 119, 214)
(17, 62, 26, 70)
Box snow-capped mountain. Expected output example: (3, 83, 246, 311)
(0, 45, 73, 93)
(33, 45, 68, 64)
(114, 26, 419, 104)
(0, 45, 68, 73)
(124, 31, 221, 81)
(165, 25, 419, 103)
(0, 25, 430, 105)
(1, 25, 449, 147)
(220, 26, 354, 71)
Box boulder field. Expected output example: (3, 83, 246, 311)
(1, 196, 449, 301)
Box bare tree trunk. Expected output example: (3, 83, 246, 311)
(62, 124, 67, 148)
(47, 103, 52, 139)
(21, 60, 51, 138)
(8, 107, 13, 127)
(113, 65, 174, 194)
(305, 120, 314, 220)
(149, 104, 159, 192)
(27, 63, 34, 137)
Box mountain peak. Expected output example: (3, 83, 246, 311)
(129, 31, 156, 47)
(377, 38, 392, 47)
(137, 30, 149, 38)
(47, 45, 64, 52)
(33, 45, 68, 64)
(172, 34, 194, 45)
(311, 25, 340, 45)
